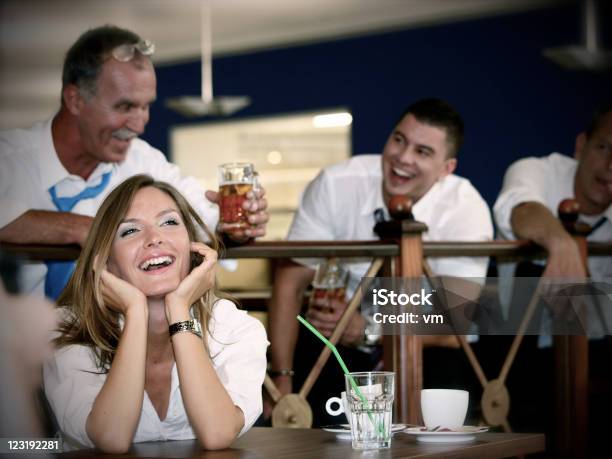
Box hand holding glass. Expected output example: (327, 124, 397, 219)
(309, 259, 348, 314)
(218, 162, 259, 232)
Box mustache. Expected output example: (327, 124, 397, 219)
(111, 128, 138, 141)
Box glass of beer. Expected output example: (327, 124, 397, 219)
(309, 258, 349, 313)
(218, 162, 259, 231)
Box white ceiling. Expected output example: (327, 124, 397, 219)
(0, 0, 568, 128)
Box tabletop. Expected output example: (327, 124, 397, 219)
(62, 426, 545, 458)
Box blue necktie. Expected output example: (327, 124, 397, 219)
(44, 172, 112, 300)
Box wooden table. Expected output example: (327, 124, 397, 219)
(63, 427, 545, 458)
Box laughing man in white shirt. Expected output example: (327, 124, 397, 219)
(267, 98, 493, 425)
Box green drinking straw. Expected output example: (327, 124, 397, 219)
(296, 315, 384, 436)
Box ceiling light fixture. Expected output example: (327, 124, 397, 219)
(166, 0, 251, 117)
(542, 0, 611, 71)
(313, 112, 353, 128)
(267, 150, 283, 165)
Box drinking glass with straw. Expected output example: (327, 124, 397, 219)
(297, 315, 394, 449)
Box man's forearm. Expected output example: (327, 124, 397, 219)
(510, 202, 572, 250)
(268, 262, 314, 372)
(0, 210, 92, 246)
(268, 288, 302, 372)
(510, 201, 587, 277)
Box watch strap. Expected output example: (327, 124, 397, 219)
(169, 319, 203, 339)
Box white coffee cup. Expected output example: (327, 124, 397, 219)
(420, 389, 469, 430)
(325, 391, 350, 417)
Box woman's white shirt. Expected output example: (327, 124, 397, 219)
(43, 299, 268, 450)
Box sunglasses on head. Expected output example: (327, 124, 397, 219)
(111, 39, 155, 62)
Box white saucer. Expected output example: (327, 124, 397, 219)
(403, 425, 489, 443)
(322, 423, 407, 440)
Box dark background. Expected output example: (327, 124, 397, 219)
(145, 1, 612, 208)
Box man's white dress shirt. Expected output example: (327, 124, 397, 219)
(0, 119, 218, 296)
(288, 154, 494, 296)
(494, 153, 612, 344)
(494, 152, 612, 277)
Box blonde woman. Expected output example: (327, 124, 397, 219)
(43, 175, 268, 452)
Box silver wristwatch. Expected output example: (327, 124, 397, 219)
(169, 318, 203, 339)
(362, 320, 381, 347)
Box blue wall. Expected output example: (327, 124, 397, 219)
(145, 2, 612, 208)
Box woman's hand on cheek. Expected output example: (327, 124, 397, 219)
(97, 264, 147, 317)
(165, 242, 217, 319)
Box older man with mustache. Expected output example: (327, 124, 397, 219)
(0, 25, 268, 299)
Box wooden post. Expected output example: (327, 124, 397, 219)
(398, 220, 427, 425)
(554, 199, 590, 458)
(382, 257, 396, 376)
(554, 236, 589, 458)
(375, 218, 427, 425)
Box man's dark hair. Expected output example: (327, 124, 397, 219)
(396, 98, 465, 158)
(61, 25, 142, 99)
(586, 102, 612, 138)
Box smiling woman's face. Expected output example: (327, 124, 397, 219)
(106, 186, 191, 298)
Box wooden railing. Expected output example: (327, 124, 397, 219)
(2, 239, 611, 457)
(4, 239, 611, 261)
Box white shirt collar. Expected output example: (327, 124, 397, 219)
(412, 178, 444, 223)
(39, 117, 115, 193)
(368, 174, 447, 222)
(39, 117, 71, 191)
(360, 178, 386, 218)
